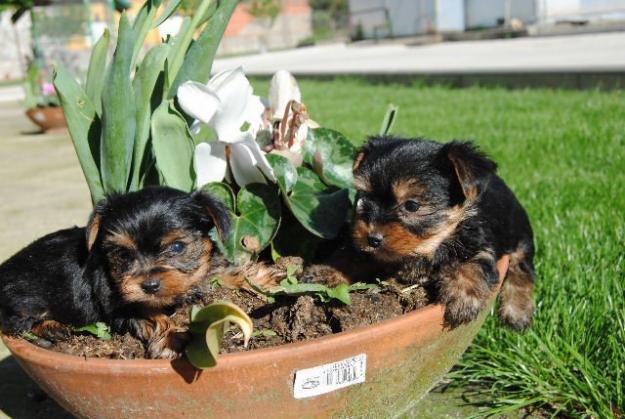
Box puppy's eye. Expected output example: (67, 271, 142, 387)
(403, 200, 420, 212)
(169, 241, 186, 254)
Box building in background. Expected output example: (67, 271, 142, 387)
(348, 0, 625, 39)
(0, 0, 312, 80)
(219, 0, 313, 55)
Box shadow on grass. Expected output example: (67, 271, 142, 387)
(0, 356, 72, 419)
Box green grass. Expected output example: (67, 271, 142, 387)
(254, 78, 625, 417)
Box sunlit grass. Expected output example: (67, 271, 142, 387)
(254, 78, 625, 417)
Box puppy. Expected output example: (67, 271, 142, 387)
(0, 186, 272, 358)
(347, 137, 536, 330)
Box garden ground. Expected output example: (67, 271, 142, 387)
(0, 79, 623, 418)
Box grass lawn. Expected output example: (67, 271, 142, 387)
(253, 78, 625, 417)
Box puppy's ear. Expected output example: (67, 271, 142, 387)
(439, 141, 497, 202)
(353, 136, 388, 172)
(86, 212, 101, 252)
(86, 196, 113, 251)
(353, 150, 367, 172)
(192, 190, 232, 241)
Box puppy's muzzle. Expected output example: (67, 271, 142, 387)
(141, 278, 162, 294)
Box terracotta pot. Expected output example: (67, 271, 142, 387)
(25, 107, 67, 132)
(3, 257, 509, 419)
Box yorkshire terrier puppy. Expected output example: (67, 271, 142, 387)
(0, 186, 280, 358)
(314, 137, 536, 330)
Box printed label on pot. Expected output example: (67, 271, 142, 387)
(293, 353, 367, 399)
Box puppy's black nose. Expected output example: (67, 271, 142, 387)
(141, 279, 161, 294)
(367, 234, 383, 248)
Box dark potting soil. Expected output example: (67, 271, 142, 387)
(40, 273, 429, 359)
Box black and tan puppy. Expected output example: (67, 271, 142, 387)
(0, 186, 276, 358)
(349, 137, 536, 330)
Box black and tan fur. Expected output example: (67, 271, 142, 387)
(313, 137, 536, 330)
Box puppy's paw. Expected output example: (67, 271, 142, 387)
(498, 267, 535, 332)
(499, 299, 534, 332)
(443, 295, 483, 328)
(147, 330, 190, 360)
(32, 320, 72, 342)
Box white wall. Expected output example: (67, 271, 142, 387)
(466, 0, 537, 28)
(437, 0, 465, 31)
(538, 0, 625, 21)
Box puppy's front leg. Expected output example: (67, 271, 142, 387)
(119, 315, 189, 359)
(439, 251, 499, 328)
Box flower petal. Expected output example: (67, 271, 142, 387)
(207, 68, 236, 90)
(241, 139, 276, 182)
(270, 70, 301, 119)
(177, 81, 220, 124)
(194, 142, 228, 188)
(229, 143, 267, 186)
(212, 68, 253, 141)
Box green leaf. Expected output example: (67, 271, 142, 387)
(130, 44, 169, 190)
(85, 29, 110, 115)
(304, 128, 356, 190)
(153, 0, 183, 27)
(168, 0, 239, 97)
(100, 13, 136, 193)
(186, 301, 253, 369)
(286, 167, 350, 239)
(379, 103, 399, 136)
(131, 0, 163, 66)
(151, 101, 195, 191)
(53, 65, 104, 204)
(223, 183, 281, 264)
(266, 153, 298, 194)
(201, 181, 235, 211)
(326, 284, 352, 305)
(74, 322, 112, 340)
(165, 0, 217, 91)
(265, 282, 356, 305)
(252, 329, 277, 337)
(349, 282, 379, 292)
(286, 264, 299, 281)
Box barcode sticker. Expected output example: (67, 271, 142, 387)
(293, 354, 367, 399)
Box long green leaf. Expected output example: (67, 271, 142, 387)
(379, 103, 399, 136)
(85, 29, 110, 115)
(53, 65, 104, 204)
(168, 0, 239, 97)
(100, 13, 136, 193)
(130, 44, 169, 190)
(153, 0, 182, 27)
(131, 0, 163, 66)
(151, 101, 195, 191)
(166, 0, 216, 91)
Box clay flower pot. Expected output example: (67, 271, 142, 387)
(25, 107, 67, 132)
(2, 257, 509, 419)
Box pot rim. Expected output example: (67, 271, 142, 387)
(3, 256, 509, 372)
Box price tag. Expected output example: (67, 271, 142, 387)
(293, 354, 367, 399)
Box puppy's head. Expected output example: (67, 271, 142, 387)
(86, 187, 230, 308)
(351, 137, 496, 262)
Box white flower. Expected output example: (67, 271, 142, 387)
(267, 70, 319, 166)
(177, 67, 275, 188)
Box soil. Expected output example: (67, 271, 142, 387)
(38, 269, 429, 359)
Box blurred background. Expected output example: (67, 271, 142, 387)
(2, 0, 625, 82)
